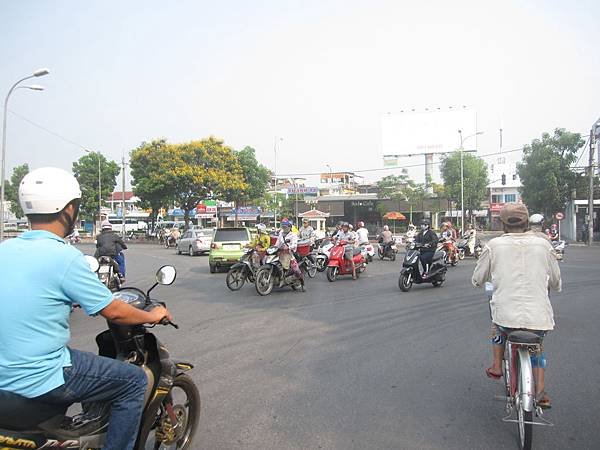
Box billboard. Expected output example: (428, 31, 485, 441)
(381, 107, 477, 157)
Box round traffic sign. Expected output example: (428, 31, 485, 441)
(555, 212, 564, 221)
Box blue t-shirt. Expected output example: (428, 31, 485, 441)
(0, 230, 113, 397)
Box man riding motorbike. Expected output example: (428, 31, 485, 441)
(0, 167, 172, 450)
(356, 221, 369, 246)
(472, 203, 561, 409)
(415, 219, 438, 277)
(547, 223, 559, 242)
(334, 221, 359, 279)
(528, 213, 549, 240)
(248, 223, 271, 266)
(380, 225, 394, 253)
(440, 221, 457, 261)
(299, 218, 316, 244)
(275, 218, 304, 289)
(96, 220, 128, 281)
(464, 223, 477, 255)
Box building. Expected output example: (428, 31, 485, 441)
(318, 172, 363, 196)
(487, 155, 523, 230)
(107, 191, 141, 213)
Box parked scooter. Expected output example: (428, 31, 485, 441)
(398, 242, 447, 291)
(255, 246, 304, 295)
(0, 264, 201, 450)
(97, 255, 122, 291)
(315, 238, 334, 272)
(226, 248, 260, 291)
(326, 240, 366, 282)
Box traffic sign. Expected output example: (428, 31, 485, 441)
(555, 212, 564, 221)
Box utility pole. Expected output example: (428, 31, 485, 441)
(588, 129, 595, 246)
(122, 156, 127, 238)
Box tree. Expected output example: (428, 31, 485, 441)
(130, 139, 175, 229)
(72, 153, 120, 220)
(376, 171, 410, 199)
(440, 152, 489, 215)
(163, 137, 247, 228)
(517, 129, 584, 217)
(4, 163, 29, 218)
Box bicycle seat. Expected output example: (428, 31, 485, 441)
(507, 330, 542, 344)
(0, 390, 67, 430)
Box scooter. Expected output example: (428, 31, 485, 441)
(315, 238, 334, 272)
(97, 255, 122, 291)
(438, 239, 459, 266)
(326, 240, 366, 282)
(457, 238, 482, 259)
(359, 242, 375, 263)
(0, 264, 201, 450)
(552, 240, 566, 261)
(254, 246, 304, 295)
(226, 248, 260, 291)
(398, 242, 447, 292)
(377, 238, 397, 261)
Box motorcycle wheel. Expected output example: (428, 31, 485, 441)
(136, 373, 200, 450)
(255, 267, 274, 296)
(316, 257, 327, 272)
(450, 257, 458, 267)
(457, 249, 465, 260)
(226, 267, 246, 291)
(390, 251, 396, 262)
(398, 272, 413, 292)
(326, 266, 338, 282)
(304, 257, 318, 278)
(378, 248, 384, 260)
(432, 272, 445, 287)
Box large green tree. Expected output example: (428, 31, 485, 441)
(130, 139, 174, 228)
(376, 171, 410, 199)
(4, 163, 29, 218)
(440, 152, 489, 214)
(72, 153, 120, 220)
(235, 146, 271, 204)
(517, 129, 584, 217)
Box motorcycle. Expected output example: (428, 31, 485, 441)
(438, 238, 459, 266)
(377, 237, 397, 261)
(254, 246, 304, 296)
(226, 248, 261, 291)
(398, 242, 447, 292)
(0, 264, 201, 450)
(552, 239, 565, 261)
(97, 255, 122, 291)
(359, 242, 375, 263)
(315, 238, 334, 272)
(164, 231, 177, 249)
(326, 240, 366, 282)
(457, 238, 483, 259)
(67, 233, 81, 245)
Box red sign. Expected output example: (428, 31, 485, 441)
(490, 203, 504, 213)
(196, 204, 207, 214)
(555, 212, 564, 221)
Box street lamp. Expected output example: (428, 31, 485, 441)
(273, 136, 283, 178)
(458, 130, 483, 234)
(326, 164, 333, 194)
(84, 149, 102, 233)
(1, 68, 50, 241)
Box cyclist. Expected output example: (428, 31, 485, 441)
(0, 167, 172, 450)
(472, 203, 561, 409)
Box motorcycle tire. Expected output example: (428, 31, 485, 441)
(326, 266, 338, 282)
(304, 257, 318, 278)
(457, 249, 465, 260)
(378, 248, 384, 260)
(226, 267, 246, 291)
(316, 257, 327, 272)
(136, 373, 201, 450)
(255, 267, 274, 296)
(399, 272, 413, 292)
(390, 252, 396, 262)
(432, 272, 445, 287)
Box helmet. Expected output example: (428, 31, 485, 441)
(101, 220, 112, 230)
(256, 223, 267, 233)
(341, 221, 349, 228)
(420, 219, 430, 226)
(281, 219, 292, 228)
(529, 213, 544, 225)
(383, 225, 389, 231)
(357, 221, 364, 228)
(348, 224, 353, 230)
(19, 167, 82, 215)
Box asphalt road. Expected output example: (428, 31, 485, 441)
(70, 243, 600, 450)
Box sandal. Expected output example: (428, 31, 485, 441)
(485, 367, 502, 380)
(536, 391, 552, 409)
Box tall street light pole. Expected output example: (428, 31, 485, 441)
(1, 68, 49, 241)
(84, 149, 102, 234)
(458, 130, 483, 235)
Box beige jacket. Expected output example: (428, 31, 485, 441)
(472, 233, 561, 330)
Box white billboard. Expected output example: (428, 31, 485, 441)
(381, 107, 477, 158)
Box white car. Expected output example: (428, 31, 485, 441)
(177, 228, 213, 255)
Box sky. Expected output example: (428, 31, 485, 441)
(1, 0, 599, 188)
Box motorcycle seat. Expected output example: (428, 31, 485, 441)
(0, 390, 67, 430)
(432, 251, 445, 261)
(507, 330, 542, 344)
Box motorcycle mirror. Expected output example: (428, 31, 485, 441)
(84, 255, 99, 273)
(484, 281, 494, 298)
(156, 265, 177, 285)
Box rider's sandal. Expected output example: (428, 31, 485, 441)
(485, 367, 502, 380)
(536, 391, 551, 409)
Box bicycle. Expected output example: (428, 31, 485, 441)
(485, 282, 553, 450)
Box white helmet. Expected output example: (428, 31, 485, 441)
(19, 167, 81, 215)
(101, 220, 112, 230)
(529, 213, 544, 225)
(256, 223, 267, 233)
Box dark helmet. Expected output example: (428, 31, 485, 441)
(420, 219, 430, 226)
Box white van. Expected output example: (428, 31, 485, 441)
(107, 217, 148, 233)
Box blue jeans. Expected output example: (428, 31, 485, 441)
(36, 348, 147, 450)
(114, 253, 126, 277)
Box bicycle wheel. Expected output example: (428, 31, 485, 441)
(516, 354, 533, 450)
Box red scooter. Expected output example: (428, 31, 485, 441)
(326, 240, 366, 281)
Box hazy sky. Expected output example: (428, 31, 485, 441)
(1, 0, 599, 187)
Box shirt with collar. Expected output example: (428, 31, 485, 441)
(472, 232, 561, 330)
(0, 230, 113, 397)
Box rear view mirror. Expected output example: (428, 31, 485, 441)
(156, 265, 176, 285)
(84, 255, 99, 273)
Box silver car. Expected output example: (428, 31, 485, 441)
(177, 228, 213, 255)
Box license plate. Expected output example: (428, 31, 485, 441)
(223, 244, 239, 251)
(99, 265, 110, 274)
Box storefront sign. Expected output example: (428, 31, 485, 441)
(287, 186, 318, 195)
